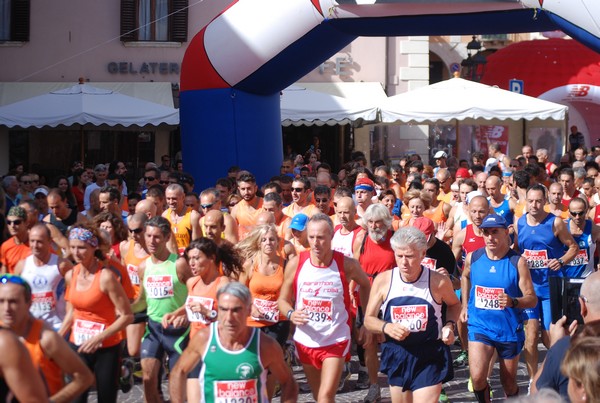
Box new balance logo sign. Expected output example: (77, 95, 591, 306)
(569, 85, 590, 98)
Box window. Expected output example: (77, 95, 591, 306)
(120, 0, 188, 43)
(0, 0, 29, 42)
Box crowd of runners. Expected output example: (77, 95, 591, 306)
(0, 141, 599, 403)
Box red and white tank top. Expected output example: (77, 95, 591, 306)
(331, 225, 362, 258)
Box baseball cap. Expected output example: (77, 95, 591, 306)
(479, 214, 508, 229)
(94, 163, 107, 172)
(289, 213, 309, 231)
(34, 187, 49, 197)
(466, 190, 484, 205)
(412, 217, 435, 241)
(433, 151, 448, 159)
(456, 168, 471, 179)
(355, 177, 375, 192)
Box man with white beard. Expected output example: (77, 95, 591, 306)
(354, 203, 396, 399)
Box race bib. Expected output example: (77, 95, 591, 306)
(127, 264, 140, 285)
(474, 285, 503, 310)
(73, 319, 105, 346)
(31, 291, 56, 315)
(523, 249, 548, 269)
(567, 249, 589, 266)
(251, 298, 279, 323)
(146, 275, 174, 299)
(301, 297, 333, 323)
(185, 296, 214, 323)
(214, 379, 258, 403)
(421, 257, 437, 271)
(390, 305, 428, 332)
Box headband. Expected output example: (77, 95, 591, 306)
(69, 227, 99, 248)
(355, 184, 374, 192)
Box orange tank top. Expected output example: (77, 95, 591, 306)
(186, 276, 225, 339)
(424, 202, 447, 224)
(247, 258, 285, 327)
(69, 265, 121, 348)
(235, 199, 263, 240)
(24, 318, 64, 396)
(166, 207, 193, 254)
(123, 239, 147, 301)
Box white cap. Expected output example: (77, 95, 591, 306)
(34, 187, 48, 196)
(466, 190, 484, 204)
(434, 151, 448, 159)
(484, 158, 498, 173)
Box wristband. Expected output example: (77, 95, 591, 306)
(511, 297, 519, 308)
(382, 322, 389, 335)
(286, 309, 295, 320)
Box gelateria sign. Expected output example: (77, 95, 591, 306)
(107, 62, 180, 75)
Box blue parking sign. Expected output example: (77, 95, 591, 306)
(509, 79, 524, 94)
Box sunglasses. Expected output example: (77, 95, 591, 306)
(160, 181, 170, 185)
(200, 203, 214, 210)
(7, 219, 23, 226)
(228, 202, 238, 207)
(570, 211, 586, 217)
(0, 275, 31, 294)
(129, 227, 143, 234)
(20, 181, 32, 185)
(292, 187, 305, 192)
(315, 198, 329, 203)
(144, 176, 156, 181)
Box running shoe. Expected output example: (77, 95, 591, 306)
(439, 388, 449, 403)
(119, 358, 134, 394)
(363, 384, 381, 403)
(356, 370, 370, 390)
(452, 350, 468, 367)
(337, 362, 351, 392)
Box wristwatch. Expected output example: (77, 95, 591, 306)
(558, 258, 564, 267)
(511, 297, 519, 308)
(286, 309, 295, 320)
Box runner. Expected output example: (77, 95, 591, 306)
(364, 226, 460, 403)
(0, 274, 94, 402)
(231, 173, 263, 240)
(565, 197, 600, 278)
(331, 196, 365, 259)
(169, 282, 298, 403)
(278, 213, 373, 403)
(162, 184, 201, 255)
(14, 223, 71, 332)
(137, 216, 192, 403)
(461, 214, 536, 402)
(198, 188, 238, 244)
(1, 206, 31, 274)
(66, 224, 134, 403)
(282, 177, 318, 218)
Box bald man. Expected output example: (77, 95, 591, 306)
(331, 197, 365, 259)
(486, 176, 516, 227)
(135, 199, 158, 219)
(199, 188, 238, 244)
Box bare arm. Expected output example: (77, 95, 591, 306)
(552, 217, 579, 270)
(433, 271, 460, 344)
(451, 228, 465, 264)
(40, 326, 94, 403)
(460, 252, 472, 323)
(57, 257, 73, 277)
(0, 332, 49, 402)
(278, 256, 305, 325)
(169, 329, 210, 403)
(512, 256, 537, 309)
(260, 334, 298, 402)
(352, 229, 366, 260)
(13, 259, 25, 276)
(223, 214, 239, 244)
(191, 210, 201, 242)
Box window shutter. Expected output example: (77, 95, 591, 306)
(170, 0, 187, 42)
(120, 0, 136, 42)
(10, 0, 29, 42)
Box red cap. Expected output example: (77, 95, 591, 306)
(456, 167, 471, 179)
(412, 217, 435, 240)
(354, 177, 375, 190)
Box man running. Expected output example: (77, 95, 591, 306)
(199, 188, 238, 244)
(364, 226, 459, 403)
(231, 173, 263, 240)
(461, 214, 537, 402)
(169, 282, 298, 403)
(279, 213, 373, 403)
(1, 206, 31, 274)
(162, 184, 200, 255)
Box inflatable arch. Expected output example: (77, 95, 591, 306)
(180, 0, 600, 189)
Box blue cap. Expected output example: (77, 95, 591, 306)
(289, 213, 309, 231)
(479, 214, 508, 229)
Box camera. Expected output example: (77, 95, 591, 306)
(550, 277, 585, 325)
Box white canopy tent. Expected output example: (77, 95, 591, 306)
(280, 84, 381, 127)
(0, 83, 179, 128)
(380, 77, 568, 123)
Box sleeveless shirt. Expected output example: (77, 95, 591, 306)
(565, 219, 595, 278)
(144, 253, 188, 323)
(247, 258, 284, 327)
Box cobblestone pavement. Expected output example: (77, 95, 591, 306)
(89, 343, 546, 402)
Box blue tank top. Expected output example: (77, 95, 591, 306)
(467, 248, 524, 342)
(565, 219, 594, 278)
(517, 213, 565, 298)
(491, 197, 514, 225)
(381, 267, 442, 346)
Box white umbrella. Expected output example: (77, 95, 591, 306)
(0, 83, 179, 128)
(280, 85, 379, 127)
(380, 77, 567, 124)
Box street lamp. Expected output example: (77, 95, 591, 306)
(461, 36, 487, 82)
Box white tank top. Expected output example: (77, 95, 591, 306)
(293, 251, 351, 348)
(331, 225, 360, 258)
(21, 254, 66, 331)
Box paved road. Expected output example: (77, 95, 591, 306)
(89, 343, 545, 402)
